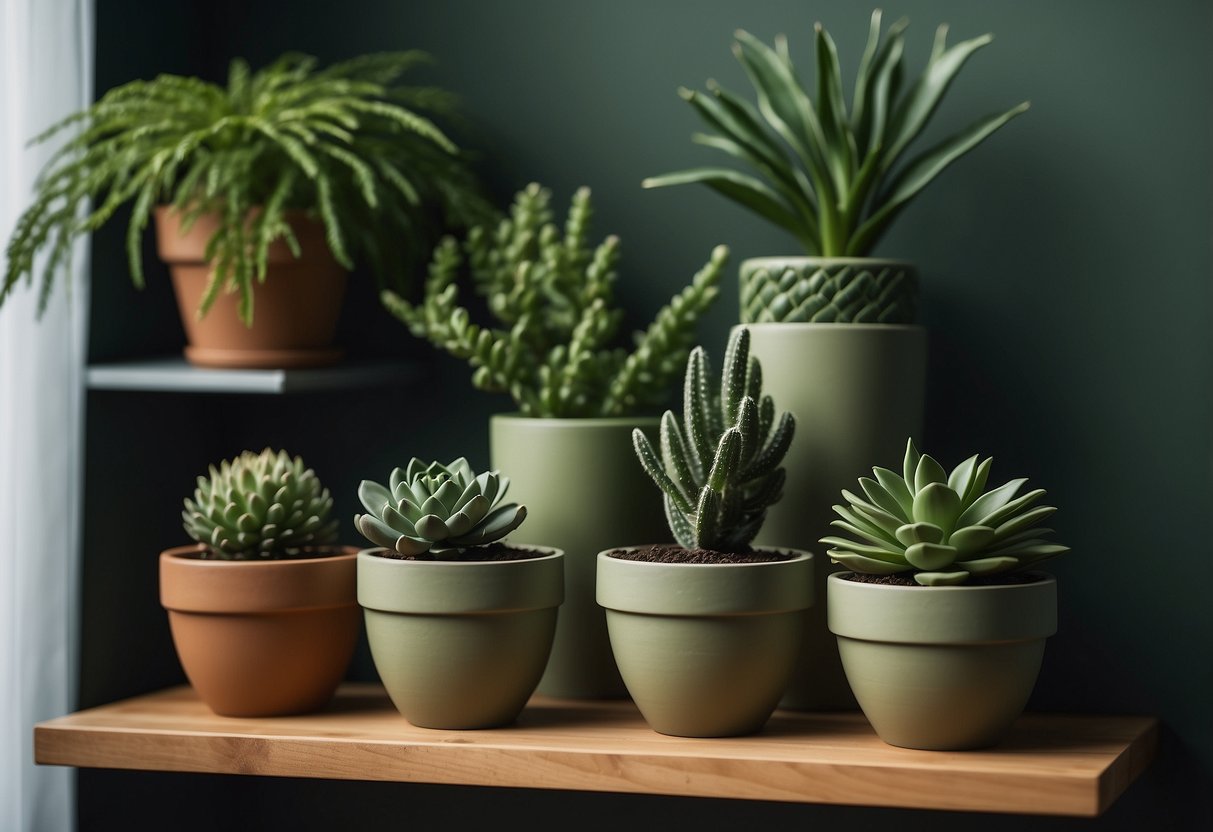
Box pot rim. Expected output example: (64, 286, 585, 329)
(827, 570, 1058, 644)
(489, 412, 662, 428)
(159, 543, 360, 614)
(357, 544, 565, 614)
(596, 545, 814, 616)
(740, 255, 915, 269)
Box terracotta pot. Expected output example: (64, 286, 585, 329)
(153, 206, 349, 369)
(159, 544, 360, 717)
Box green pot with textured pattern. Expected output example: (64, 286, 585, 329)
(490, 415, 672, 699)
(828, 572, 1058, 750)
(734, 256, 927, 710)
(597, 547, 814, 737)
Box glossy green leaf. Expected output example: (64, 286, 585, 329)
(904, 542, 958, 571)
(895, 521, 944, 546)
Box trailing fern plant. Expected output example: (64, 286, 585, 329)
(632, 326, 795, 552)
(643, 9, 1029, 257)
(2, 50, 495, 324)
(383, 182, 727, 418)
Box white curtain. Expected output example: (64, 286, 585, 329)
(0, 1, 93, 830)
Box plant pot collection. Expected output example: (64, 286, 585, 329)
(100, 11, 1061, 754)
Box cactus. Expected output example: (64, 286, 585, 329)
(182, 448, 339, 560)
(381, 182, 727, 417)
(354, 457, 527, 560)
(821, 439, 1069, 586)
(632, 326, 795, 552)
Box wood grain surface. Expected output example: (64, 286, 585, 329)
(35, 684, 1157, 817)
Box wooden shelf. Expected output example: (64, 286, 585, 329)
(35, 684, 1156, 817)
(86, 356, 421, 394)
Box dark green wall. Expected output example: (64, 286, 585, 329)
(79, 1, 1211, 829)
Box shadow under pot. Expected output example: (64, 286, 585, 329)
(158, 544, 361, 717)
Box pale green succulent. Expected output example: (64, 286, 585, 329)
(633, 326, 795, 552)
(182, 448, 339, 560)
(822, 439, 1069, 586)
(354, 457, 527, 559)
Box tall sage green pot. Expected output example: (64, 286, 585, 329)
(597, 547, 814, 737)
(490, 415, 670, 699)
(828, 572, 1058, 750)
(735, 256, 928, 711)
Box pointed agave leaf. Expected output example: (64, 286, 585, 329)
(854, 16, 907, 159)
(814, 23, 854, 190)
(894, 521, 944, 547)
(859, 476, 910, 521)
(947, 454, 980, 496)
(978, 488, 1047, 531)
(454, 503, 527, 545)
(820, 536, 906, 564)
(914, 453, 949, 492)
(447, 456, 473, 484)
(991, 504, 1056, 542)
(832, 503, 901, 547)
(961, 456, 993, 507)
(831, 520, 904, 553)
(851, 101, 1029, 255)
(956, 555, 1021, 575)
(956, 477, 1029, 528)
(995, 526, 1055, 549)
(849, 8, 883, 142)
(850, 498, 905, 537)
(948, 524, 997, 555)
(872, 466, 914, 516)
(828, 549, 909, 575)
(642, 168, 804, 240)
(987, 542, 1070, 559)
(902, 437, 921, 486)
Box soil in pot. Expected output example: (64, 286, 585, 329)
(841, 572, 1048, 587)
(605, 545, 793, 564)
(371, 542, 551, 562)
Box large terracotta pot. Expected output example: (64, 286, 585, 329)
(489, 414, 670, 699)
(159, 544, 360, 717)
(828, 571, 1058, 750)
(597, 546, 814, 738)
(358, 545, 564, 729)
(153, 206, 349, 369)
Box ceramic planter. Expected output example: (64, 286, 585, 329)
(734, 280, 927, 711)
(153, 206, 349, 369)
(158, 544, 360, 717)
(828, 572, 1058, 750)
(596, 547, 814, 738)
(489, 415, 670, 699)
(358, 545, 564, 729)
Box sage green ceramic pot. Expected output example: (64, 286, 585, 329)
(596, 547, 814, 738)
(828, 572, 1058, 751)
(490, 415, 670, 699)
(358, 545, 564, 729)
(736, 311, 927, 711)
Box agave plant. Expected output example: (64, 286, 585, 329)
(354, 457, 527, 559)
(182, 448, 339, 560)
(632, 326, 795, 552)
(643, 9, 1029, 258)
(382, 182, 726, 417)
(821, 439, 1069, 585)
(3, 50, 494, 323)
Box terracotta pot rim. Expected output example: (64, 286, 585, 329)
(161, 542, 359, 565)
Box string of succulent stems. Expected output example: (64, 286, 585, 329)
(633, 326, 795, 552)
(2, 50, 495, 323)
(643, 9, 1029, 257)
(382, 182, 727, 418)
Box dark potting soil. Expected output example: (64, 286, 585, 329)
(841, 571, 1048, 587)
(606, 544, 793, 565)
(374, 542, 551, 562)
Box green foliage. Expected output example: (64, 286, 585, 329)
(383, 182, 727, 417)
(821, 438, 1069, 586)
(353, 457, 527, 560)
(632, 326, 795, 552)
(3, 50, 495, 324)
(182, 448, 338, 560)
(643, 9, 1029, 256)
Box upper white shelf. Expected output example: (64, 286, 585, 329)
(86, 356, 422, 394)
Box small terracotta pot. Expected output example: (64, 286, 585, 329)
(153, 206, 349, 369)
(159, 544, 360, 717)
